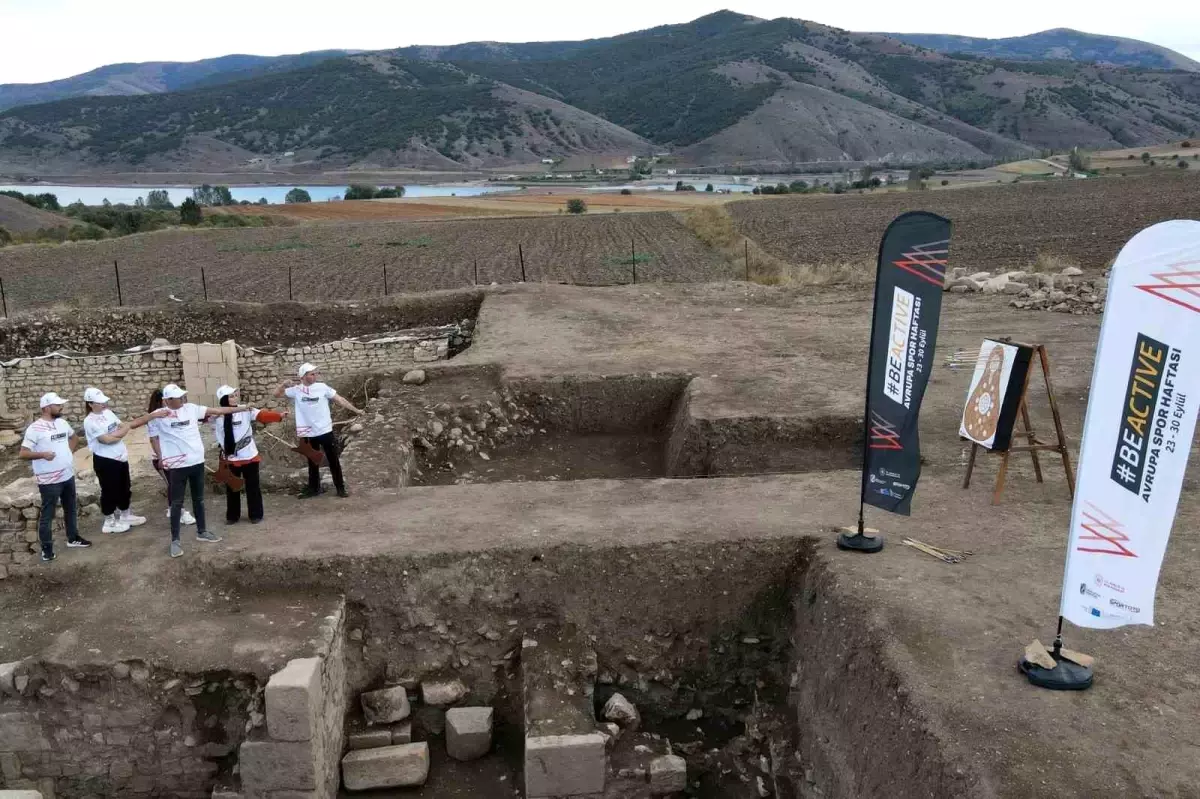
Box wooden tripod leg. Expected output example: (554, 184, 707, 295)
(963, 442, 979, 489)
(1019, 400, 1044, 483)
(1038, 345, 1076, 498)
(993, 451, 1010, 505)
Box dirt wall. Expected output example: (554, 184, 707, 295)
(0, 290, 483, 358)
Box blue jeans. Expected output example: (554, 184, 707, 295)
(38, 478, 79, 550)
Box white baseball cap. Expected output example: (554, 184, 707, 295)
(298, 362, 318, 378)
(162, 384, 188, 399)
(83, 387, 111, 404)
(40, 392, 68, 408)
(216, 385, 238, 400)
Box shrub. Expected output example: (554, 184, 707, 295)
(789, 180, 808, 193)
(941, 179, 949, 185)
(67, 223, 107, 241)
(1182, 140, 1192, 148)
(179, 198, 202, 225)
(1141, 152, 1151, 162)
(566, 198, 587, 214)
(1180, 160, 1190, 169)
(619, 188, 632, 195)
(0, 225, 11, 246)
(345, 185, 378, 200)
(285, 188, 312, 203)
(146, 189, 173, 209)
(705, 183, 714, 192)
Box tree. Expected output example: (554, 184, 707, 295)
(257, 197, 269, 205)
(192, 184, 233, 206)
(1068, 148, 1091, 173)
(705, 183, 714, 192)
(285, 188, 312, 203)
(134, 197, 145, 209)
(146, 189, 173, 209)
(789, 180, 808, 193)
(751, 187, 761, 195)
(774, 182, 790, 194)
(344, 185, 378, 200)
(179, 198, 202, 225)
(0, 225, 11, 247)
(858, 165, 875, 184)
(1182, 141, 1192, 148)
(566, 198, 587, 214)
(619, 188, 632, 195)
(675, 181, 685, 192)
(1141, 152, 1151, 163)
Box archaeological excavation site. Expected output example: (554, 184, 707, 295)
(0, 279, 1196, 799)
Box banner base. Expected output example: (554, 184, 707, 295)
(1018, 652, 1093, 691)
(837, 526, 884, 553)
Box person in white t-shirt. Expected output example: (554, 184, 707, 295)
(274, 363, 362, 498)
(19, 392, 89, 562)
(210, 385, 286, 524)
(147, 384, 248, 559)
(83, 387, 168, 534)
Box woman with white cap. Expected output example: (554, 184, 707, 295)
(82, 387, 168, 534)
(147, 383, 248, 558)
(210, 385, 286, 524)
(274, 363, 363, 498)
(19, 391, 87, 562)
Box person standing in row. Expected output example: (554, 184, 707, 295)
(148, 388, 196, 527)
(148, 384, 247, 558)
(211, 385, 286, 524)
(274, 363, 363, 498)
(19, 392, 91, 562)
(82, 387, 168, 534)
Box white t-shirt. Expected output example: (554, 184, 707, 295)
(285, 383, 337, 438)
(22, 417, 76, 485)
(84, 410, 128, 462)
(148, 403, 208, 469)
(210, 409, 264, 462)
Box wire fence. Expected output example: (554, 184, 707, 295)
(0, 213, 734, 315)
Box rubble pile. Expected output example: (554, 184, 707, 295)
(944, 264, 1109, 315)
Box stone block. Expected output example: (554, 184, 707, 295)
(266, 658, 322, 742)
(341, 743, 429, 790)
(420, 679, 467, 707)
(0, 662, 19, 695)
(0, 713, 49, 752)
(361, 686, 410, 725)
(346, 729, 391, 751)
(524, 733, 606, 798)
(446, 707, 493, 761)
(649, 754, 687, 795)
(210, 789, 241, 799)
(390, 721, 412, 745)
(197, 343, 223, 364)
(0, 791, 44, 798)
(238, 739, 318, 792)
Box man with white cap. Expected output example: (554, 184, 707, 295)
(147, 383, 248, 558)
(82, 387, 168, 534)
(274, 363, 363, 498)
(19, 392, 90, 561)
(211, 384, 286, 524)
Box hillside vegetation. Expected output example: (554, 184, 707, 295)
(2, 12, 1199, 171)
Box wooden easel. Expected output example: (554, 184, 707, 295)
(962, 342, 1075, 505)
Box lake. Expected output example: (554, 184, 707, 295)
(0, 183, 511, 206)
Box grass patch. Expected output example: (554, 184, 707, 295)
(682, 206, 872, 287)
(382, 235, 433, 248)
(217, 238, 312, 253)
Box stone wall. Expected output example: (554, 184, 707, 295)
(232, 602, 347, 799)
(0, 347, 183, 420)
(0, 479, 102, 580)
(0, 659, 260, 798)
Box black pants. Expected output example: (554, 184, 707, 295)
(306, 432, 345, 493)
(37, 478, 79, 550)
(226, 461, 263, 523)
(93, 455, 132, 516)
(166, 464, 207, 541)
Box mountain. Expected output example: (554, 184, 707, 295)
(2, 12, 1199, 174)
(0, 51, 355, 112)
(884, 29, 1200, 72)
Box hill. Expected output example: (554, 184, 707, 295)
(0, 51, 354, 112)
(0, 194, 72, 233)
(2, 12, 1199, 172)
(884, 29, 1200, 72)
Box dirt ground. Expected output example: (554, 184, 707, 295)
(2, 283, 1198, 798)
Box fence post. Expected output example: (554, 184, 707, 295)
(473, 259, 478, 286)
(744, 240, 750, 282)
(114, 261, 123, 306)
(631, 238, 637, 284)
(288, 265, 293, 301)
(519, 244, 527, 283)
(0, 276, 7, 318)
(201, 267, 208, 301)
(383, 263, 388, 296)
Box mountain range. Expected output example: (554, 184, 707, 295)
(1, 12, 1198, 174)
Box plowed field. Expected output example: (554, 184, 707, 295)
(730, 172, 1200, 275)
(0, 212, 732, 311)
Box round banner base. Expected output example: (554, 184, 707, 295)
(1018, 655, 1094, 691)
(836, 532, 884, 553)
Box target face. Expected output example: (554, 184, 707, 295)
(960, 340, 1026, 450)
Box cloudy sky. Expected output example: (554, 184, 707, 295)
(2, 0, 1198, 84)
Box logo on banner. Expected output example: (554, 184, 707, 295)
(884, 287, 915, 406)
(891, 240, 950, 287)
(1135, 267, 1200, 314)
(868, 410, 902, 450)
(1109, 333, 1183, 502)
(1076, 502, 1137, 558)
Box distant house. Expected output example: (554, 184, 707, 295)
(283, 151, 296, 158)
(541, 158, 556, 165)
(666, 169, 677, 176)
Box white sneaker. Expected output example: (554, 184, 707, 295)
(120, 509, 147, 527)
(166, 509, 198, 526)
(102, 514, 131, 534)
